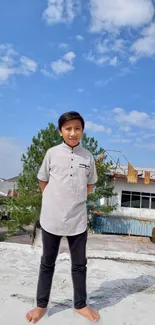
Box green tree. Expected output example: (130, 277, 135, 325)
(5, 126, 115, 235)
(5, 123, 62, 235)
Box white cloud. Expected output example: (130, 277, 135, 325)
(110, 56, 118, 66)
(0, 44, 37, 83)
(132, 22, 155, 57)
(90, 36, 127, 67)
(77, 88, 85, 93)
(96, 39, 109, 54)
(0, 66, 14, 82)
(63, 51, 75, 62)
(94, 77, 113, 87)
(85, 121, 111, 133)
(85, 50, 119, 67)
(135, 142, 155, 150)
(113, 107, 155, 129)
(113, 107, 148, 126)
(89, 0, 154, 32)
(76, 34, 84, 41)
(119, 126, 132, 133)
(0, 137, 24, 178)
(117, 67, 132, 77)
(111, 137, 132, 144)
(43, 0, 80, 25)
(37, 106, 58, 118)
(47, 108, 58, 117)
(129, 56, 138, 64)
(87, 1, 155, 66)
(97, 38, 126, 55)
(85, 51, 110, 66)
(87, 20, 155, 68)
(51, 60, 73, 74)
(85, 37, 122, 67)
(94, 77, 114, 88)
(143, 133, 155, 139)
(51, 51, 76, 75)
(19, 56, 37, 75)
(59, 42, 68, 49)
(40, 68, 54, 78)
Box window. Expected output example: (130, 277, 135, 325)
(121, 191, 130, 207)
(141, 196, 150, 209)
(121, 191, 155, 209)
(151, 198, 155, 209)
(131, 192, 140, 208)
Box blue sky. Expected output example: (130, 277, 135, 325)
(1, 0, 155, 178)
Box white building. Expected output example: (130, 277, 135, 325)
(106, 165, 155, 220)
(0, 177, 17, 197)
(98, 165, 155, 237)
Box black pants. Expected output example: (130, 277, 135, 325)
(36, 228, 87, 309)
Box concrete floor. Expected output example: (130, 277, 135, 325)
(2, 226, 155, 256)
(1, 242, 155, 325)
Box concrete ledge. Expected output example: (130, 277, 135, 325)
(1, 242, 155, 263)
(58, 251, 155, 263)
(86, 250, 155, 263)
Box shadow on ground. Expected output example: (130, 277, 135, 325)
(10, 275, 155, 316)
(47, 275, 155, 316)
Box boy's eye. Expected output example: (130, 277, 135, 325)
(65, 127, 81, 131)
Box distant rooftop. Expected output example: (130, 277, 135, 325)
(110, 165, 155, 180)
(6, 176, 18, 182)
(0, 177, 17, 197)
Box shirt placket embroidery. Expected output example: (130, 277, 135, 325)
(70, 148, 74, 188)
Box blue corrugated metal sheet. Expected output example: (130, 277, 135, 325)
(92, 215, 155, 237)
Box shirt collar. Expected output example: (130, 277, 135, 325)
(62, 141, 81, 152)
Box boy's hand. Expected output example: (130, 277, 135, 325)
(87, 184, 94, 196)
(39, 181, 48, 193)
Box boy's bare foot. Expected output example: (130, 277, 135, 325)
(26, 307, 47, 323)
(75, 306, 100, 322)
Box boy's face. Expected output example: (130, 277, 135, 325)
(59, 119, 83, 147)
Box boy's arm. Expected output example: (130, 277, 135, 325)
(39, 180, 48, 193)
(37, 150, 50, 191)
(87, 184, 95, 196)
(87, 155, 98, 195)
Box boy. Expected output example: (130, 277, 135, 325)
(26, 111, 100, 323)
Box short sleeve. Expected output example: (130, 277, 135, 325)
(87, 155, 98, 185)
(37, 150, 50, 182)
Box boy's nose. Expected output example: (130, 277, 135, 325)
(71, 130, 76, 136)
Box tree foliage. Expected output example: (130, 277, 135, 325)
(82, 136, 116, 220)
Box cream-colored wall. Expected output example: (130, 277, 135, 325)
(100, 179, 155, 220)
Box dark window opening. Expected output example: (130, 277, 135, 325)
(141, 197, 150, 209)
(131, 193, 140, 208)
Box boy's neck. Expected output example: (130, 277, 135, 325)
(63, 141, 80, 149)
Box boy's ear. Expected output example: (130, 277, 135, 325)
(59, 130, 62, 136)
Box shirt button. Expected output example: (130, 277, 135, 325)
(71, 166, 73, 168)
(70, 174, 72, 176)
(71, 158, 73, 161)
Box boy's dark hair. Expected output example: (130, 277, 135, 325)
(58, 111, 85, 131)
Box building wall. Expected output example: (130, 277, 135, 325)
(0, 180, 16, 197)
(100, 178, 155, 221)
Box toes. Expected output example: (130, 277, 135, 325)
(26, 313, 32, 322)
(93, 312, 100, 322)
(31, 316, 38, 324)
